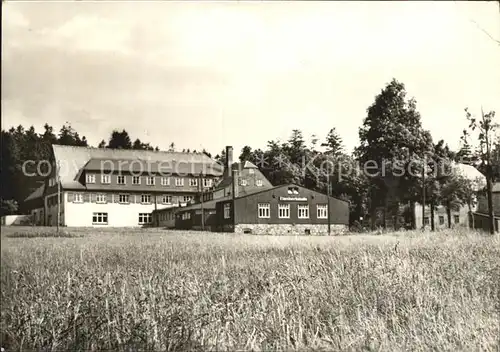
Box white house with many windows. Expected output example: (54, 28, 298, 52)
(24, 145, 223, 227)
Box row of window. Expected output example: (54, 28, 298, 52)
(239, 179, 263, 187)
(71, 193, 192, 204)
(258, 203, 327, 219)
(92, 212, 152, 225)
(86, 174, 213, 187)
(424, 215, 460, 225)
(221, 203, 328, 220)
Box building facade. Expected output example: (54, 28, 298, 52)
(413, 163, 488, 230)
(24, 145, 223, 227)
(215, 184, 349, 235)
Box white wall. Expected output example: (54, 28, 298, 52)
(64, 192, 163, 227)
(1, 215, 32, 226)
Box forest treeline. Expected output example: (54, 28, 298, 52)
(2, 79, 499, 231)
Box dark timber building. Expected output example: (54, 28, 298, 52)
(154, 146, 350, 235)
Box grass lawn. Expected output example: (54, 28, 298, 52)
(1, 226, 499, 351)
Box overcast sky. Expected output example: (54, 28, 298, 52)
(2, 1, 499, 157)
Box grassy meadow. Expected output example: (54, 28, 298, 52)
(1, 226, 499, 351)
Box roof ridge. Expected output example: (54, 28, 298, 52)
(52, 144, 206, 155)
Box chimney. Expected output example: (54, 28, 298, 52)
(225, 146, 233, 178)
(232, 166, 239, 199)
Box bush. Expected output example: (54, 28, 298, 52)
(6, 230, 83, 238)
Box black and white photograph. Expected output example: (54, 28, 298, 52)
(1, 0, 499, 350)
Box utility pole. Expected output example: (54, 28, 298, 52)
(327, 172, 331, 236)
(154, 194, 158, 227)
(56, 161, 61, 232)
(421, 156, 426, 230)
(481, 107, 496, 234)
(320, 143, 332, 235)
(200, 173, 205, 231)
(232, 168, 237, 232)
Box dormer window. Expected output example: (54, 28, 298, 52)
(256, 180, 263, 187)
(287, 187, 299, 195)
(249, 169, 255, 174)
(240, 179, 248, 186)
(86, 174, 96, 184)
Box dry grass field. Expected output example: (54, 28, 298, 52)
(1, 226, 499, 351)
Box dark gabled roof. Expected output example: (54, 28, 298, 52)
(53, 145, 222, 189)
(214, 177, 233, 190)
(25, 184, 45, 202)
(23, 145, 224, 201)
(214, 161, 273, 191)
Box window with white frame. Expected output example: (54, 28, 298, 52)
(162, 195, 172, 204)
(175, 178, 184, 186)
(181, 212, 191, 220)
(141, 194, 151, 204)
(119, 194, 130, 204)
(86, 174, 96, 184)
(92, 212, 108, 225)
(74, 193, 83, 203)
(117, 175, 126, 185)
(240, 179, 248, 186)
(224, 203, 231, 219)
(189, 178, 198, 187)
(96, 194, 107, 203)
(138, 213, 152, 224)
(256, 180, 263, 187)
(132, 176, 141, 185)
(146, 176, 155, 185)
(161, 177, 169, 186)
(298, 204, 309, 219)
(258, 203, 270, 218)
(203, 178, 212, 188)
(278, 204, 290, 218)
(317, 204, 328, 219)
(101, 175, 111, 184)
(183, 196, 193, 203)
(249, 169, 255, 174)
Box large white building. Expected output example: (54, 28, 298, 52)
(24, 145, 224, 227)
